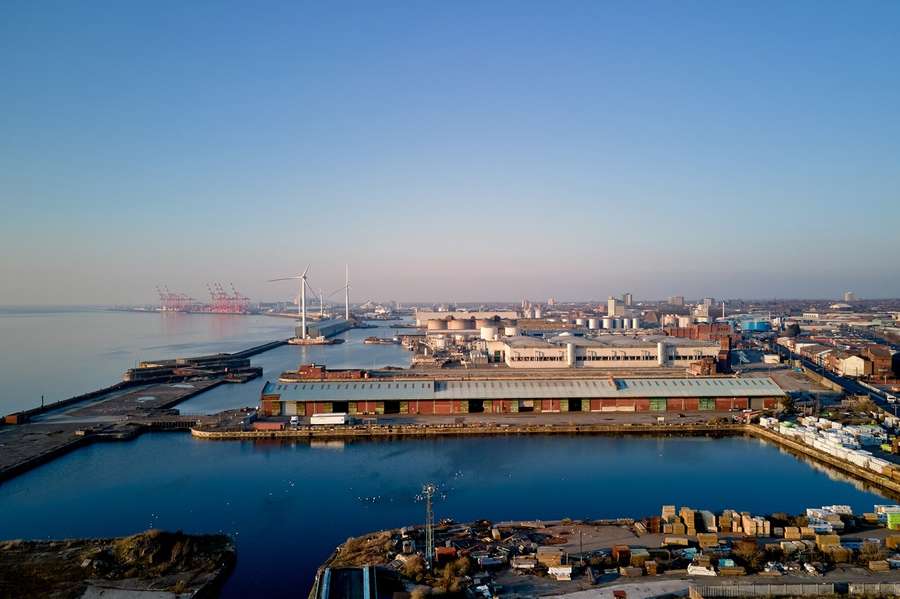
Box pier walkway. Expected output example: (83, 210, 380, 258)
(0, 340, 285, 483)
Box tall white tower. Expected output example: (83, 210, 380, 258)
(344, 264, 350, 321)
(268, 266, 310, 339)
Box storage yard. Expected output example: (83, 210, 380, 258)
(311, 503, 900, 599)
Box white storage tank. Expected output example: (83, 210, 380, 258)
(575, 318, 585, 326)
(566, 342, 576, 367)
(480, 326, 499, 341)
(602, 317, 612, 329)
(622, 318, 632, 330)
(504, 325, 519, 337)
(631, 317, 641, 329)
(588, 318, 599, 330)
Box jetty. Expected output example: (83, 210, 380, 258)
(0, 342, 279, 483)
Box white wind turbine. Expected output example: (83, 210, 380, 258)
(269, 265, 312, 339)
(328, 264, 351, 321)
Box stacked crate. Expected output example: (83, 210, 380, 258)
(816, 533, 840, 550)
(739, 513, 771, 536)
(699, 510, 718, 533)
(661, 506, 674, 534)
(680, 507, 697, 537)
(719, 510, 735, 533)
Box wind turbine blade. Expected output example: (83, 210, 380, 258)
(302, 264, 310, 277)
(268, 276, 301, 282)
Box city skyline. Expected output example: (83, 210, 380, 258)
(2, 2, 899, 305)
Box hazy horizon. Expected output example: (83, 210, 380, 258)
(3, 2, 899, 305)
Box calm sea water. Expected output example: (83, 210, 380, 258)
(0, 308, 411, 414)
(0, 433, 888, 597)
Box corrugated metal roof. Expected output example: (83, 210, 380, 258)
(264, 376, 785, 402)
(264, 380, 434, 401)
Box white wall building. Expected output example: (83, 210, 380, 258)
(485, 334, 721, 369)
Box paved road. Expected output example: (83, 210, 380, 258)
(769, 343, 893, 410)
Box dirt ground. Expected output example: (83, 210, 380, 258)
(0, 530, 234, 599)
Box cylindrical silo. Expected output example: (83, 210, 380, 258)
(566, 343, 576, 367)
(588, 318, 599, 330)
(602, 317, 612, 329)
(657, 341, 668, 366)
(480, 326, 498, 341)
(614, 318, 623, 329)
(427, 318, 447, 331)
(622, 318, 632, 330)
(504, 325, 519, 337)
(534, 307, 542, 318)
(448, 318, 474, 330)
(631, 317, 641, 330)
(575, 318, 585, 326)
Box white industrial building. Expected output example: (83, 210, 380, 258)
(484, 335, 721, 369)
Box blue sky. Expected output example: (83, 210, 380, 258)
(2, 1, 898, 304)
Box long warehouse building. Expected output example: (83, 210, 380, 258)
(486, 335, 724, 369)
(260, 376, 785, 417)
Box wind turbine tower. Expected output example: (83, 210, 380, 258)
(345, 264, 350, 321)
(269, 265, 311, 339)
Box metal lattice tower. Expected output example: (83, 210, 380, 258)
(423, 483, 436, 570)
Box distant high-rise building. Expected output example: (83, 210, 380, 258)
(548, 297, 557, 306)
(843, 291, 857, 302)
(702, 297, 715, 307)
(668, 295, 685, 306)
(623, 292, 633, 307)
(608, 296, 624, 316)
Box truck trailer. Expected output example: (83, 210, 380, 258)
(310, 413, 350, 426)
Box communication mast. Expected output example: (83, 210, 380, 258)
(423, 482, 436, 570)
